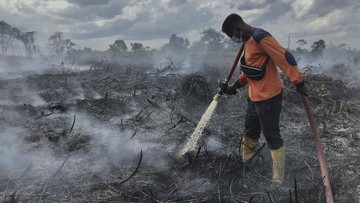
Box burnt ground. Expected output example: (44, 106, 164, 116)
(0, 54, 359, 203)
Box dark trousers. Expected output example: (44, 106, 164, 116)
(245, 92, 283, 150)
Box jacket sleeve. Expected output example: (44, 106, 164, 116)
(259, 36, 304, 84)
(237, 72, 248, 86)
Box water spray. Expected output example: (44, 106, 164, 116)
(179, 43, 245, 156)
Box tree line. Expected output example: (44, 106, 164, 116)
(108, 28, 240, 53)
(295, 39, 327, 56)
(0, 19, 341, 57)
(94, 28, 332, 57)
(0, 20, 37, 57)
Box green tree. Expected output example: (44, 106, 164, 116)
(311, 39, 326, 56)
(48, 32, 76, 55)
(0, 20, 37, 56)
(162, 34, 190, 51)
(84, 47, 92, 52)
(295, 39, 308, 53)
(108, 40, 127, 52)
(296, 39, 307, 46)
(169, 34, 189, 49)
(131, 42, 145, 52)
(0, 20, 14, 55)
(0, 20, 23, 55)
(19, 31, 36, 57)
(191, 28, 225, 52)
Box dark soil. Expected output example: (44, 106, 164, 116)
(0, 55, 359, 203)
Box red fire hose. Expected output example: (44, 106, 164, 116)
(224, 42, 245, 83)
(301, 95, 334, 203)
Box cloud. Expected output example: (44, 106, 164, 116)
(237, 0, 277, 10)
(69, 1, 213, 40)
(249, 1, 292, 25)
(308, 10, 345, 31)
(0, 0, 359, 50)
(49, 1, 131, 21)
(307, 0, 359, 17)
(67, 0, 111, 7)
(162, 0, 187, 7)
(291, 0, 315, 18)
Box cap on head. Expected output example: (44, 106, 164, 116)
(222, 13, 244, 37)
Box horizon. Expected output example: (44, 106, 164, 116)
(0, 0, 359, 52)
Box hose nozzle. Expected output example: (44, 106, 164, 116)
(213, 93, 221, 101)
(218, 79, 229, 95)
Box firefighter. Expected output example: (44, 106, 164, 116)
(221, 13, 308, 184)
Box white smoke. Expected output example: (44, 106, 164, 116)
(295, 46, 360, 86)
(67, 112, 170, 170)
(0, 127, 30, 171)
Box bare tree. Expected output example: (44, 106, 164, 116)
(0, 20, 38, 56)
(0, 20, 21, 55)
(19, 31, 36, 57)
(48, 32, 76, 55)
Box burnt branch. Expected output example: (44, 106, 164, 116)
(294, 177, 299, 203)
(53, 155, 71, 178)
(69, 115, 76, 133)
(118, 150, 143, 185)
(40, 155, 71, 201)
(146, 98, 160, 108)
(266, 189, 272, 203)
(130, 131, 137, 139)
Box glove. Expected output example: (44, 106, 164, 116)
(225, 84, 238, 95)
(296, 81, 308, 96)
(219, 80, 241, 95)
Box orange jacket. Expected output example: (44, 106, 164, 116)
(237, 28, 303, 102)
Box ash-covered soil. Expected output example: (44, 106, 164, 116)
(0, 55, 359, 203)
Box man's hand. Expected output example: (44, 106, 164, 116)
(296, 81, 308, 96)
(219, 80, 241, 95)
(219, 80, 228, 94)
(225, 84, 238, 95)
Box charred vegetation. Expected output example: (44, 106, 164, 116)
(0, 54, 359, 203)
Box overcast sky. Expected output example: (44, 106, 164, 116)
(0, 0, 359, 51)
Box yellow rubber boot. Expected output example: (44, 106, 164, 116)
(242, 136, 259, 163)
(270, 146, 285, 184)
